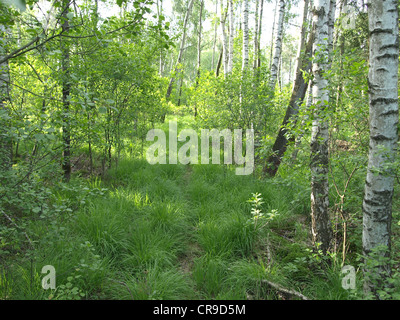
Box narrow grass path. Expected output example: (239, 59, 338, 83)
(68, 157, 323, 300)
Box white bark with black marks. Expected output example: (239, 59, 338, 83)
(228, 0, 234, 74)
(310, 0, 334, 254)
(253, 0, 259, 71)
(269, 0, 285, 89)
(363, 0, 399, 298)
(242, 0, 249, 71)
(220, 0, 229, 76)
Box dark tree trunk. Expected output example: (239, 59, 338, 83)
(61, 0, 71, 182)
(264, 0, 312, 176)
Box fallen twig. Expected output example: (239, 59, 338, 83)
(262, 279, 310, 300)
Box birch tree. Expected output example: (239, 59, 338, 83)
(264, 0, 311, 176)
(228, 0, 234, 74)
(242, 0, 249, 71)
(211, 0, 218, 71)
(269, 0, 285, 90)
(269, 0, 278, 70)
(362, 0, 399, 298)
(257, 0, 264, 69)
(328, 0, 336, 55)
(194, 0, 204, 118)
(220, 0, 229, 76)
(61, 0, 71, 182)
(253, 0, 260, 71)
(196, 0, 204, 83)
(157, 0, 164, 76)
(310, 0, 335, 254)
(165, 0, 195, 100)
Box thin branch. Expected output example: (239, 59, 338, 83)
(1, 208, 34, 249)
(262, 279, 310, 300)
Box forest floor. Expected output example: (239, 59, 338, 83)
(4, 115, 398, 300)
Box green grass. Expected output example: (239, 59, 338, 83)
(1, 115, 377, 301)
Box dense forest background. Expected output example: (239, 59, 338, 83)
(0, 0, 399, 300)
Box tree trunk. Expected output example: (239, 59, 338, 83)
(269, 0, 285, 90)
(220, 0, 229, 76)
(328, 0, 336, 56)
(157, 0, 164, 76)
(253, 0, 259, 72)
(196, 0, 204, 83)
(362, 0, 399, 298)
(0, 24, 12, 172)
(242, 0, 249, 71)
(264, 0, 311, 177)
(310, 0, 335, 254)
(61, 0, 71, 182)
(165, 0, 195, 100)
(211, 0, 218, 71)
(257, 0, 264, 69)
(269, 0, 278, 70)
(228, 0, 234, 74)
(194, 0, 204, 118)
(215, 46, 223, 77)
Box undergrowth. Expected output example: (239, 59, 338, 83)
(1, 115, 399, 300)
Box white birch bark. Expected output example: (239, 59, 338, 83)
(157, 0, 164, 76)
(310, 0, 334, 253)
(211, 0, 218, 71)
(269, 0, 278, 70)
(253, 0, 259, 71)
(197, 0, 204, 82)
(166, 0, 195, 99)
(362, 0, 399, 297)
(220, 0, 229, 76)
(257, 0, 264, 69)
(228, 0, 234, 74)
(242, 0, 249, 71)
(269, 0, 285, 90)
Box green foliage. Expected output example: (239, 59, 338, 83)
(0, 0, 398, 302)
(189, 69, 277, 132)
(356, 245, 400, 300)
